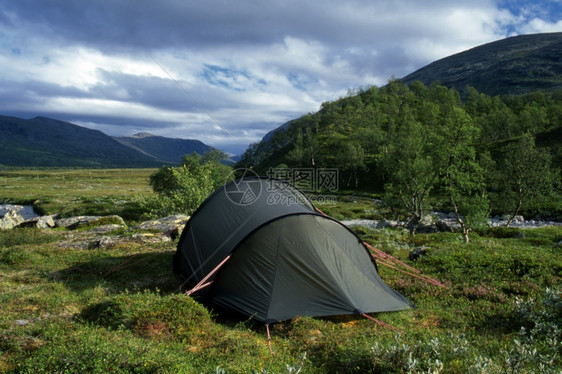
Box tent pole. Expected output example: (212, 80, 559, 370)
(315, 207, 328, 216)
(361, 313, 404, 334)
(185, 255, 231, 296)
(266, 324, 274, 355)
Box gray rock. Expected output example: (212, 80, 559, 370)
(0, 210, 25, 230)
(55, 216, 101, 229)
(17, 215, 56, 229)
(136, 214, 189, 235)
(420, 214, 434, 225)
(89, 224, 126, 235)
(435, 219, 453, 232)
(91, 236, 116, 249)
(375, 219, 393, 229)
(55, 215, 125, 230)
(415, 223, 439, 234)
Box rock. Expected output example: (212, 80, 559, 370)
(447, 212, 457, 219)
(513, 215, 525, 223)
(409, 247, 427, 261)
(136, 214, 190, 235)
(91, 236, 116, 249)
(55, 216, 102, 229)
(0, 210, 25, 229)
(89, 224, 126, 235)
(375, 219, 394, 229)
(55, 215, 125, 230)
(415, 223, 439, 234)
(17, 215, 56, 229)
(435, 219, 453, 232)
(420, 214, 434, 225)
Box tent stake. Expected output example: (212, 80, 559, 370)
(266, 324, 274, 355)
(361, 313, 404, 334)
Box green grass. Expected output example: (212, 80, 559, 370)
(0, 169, 156, 218)
(1, 224, 560, 373)
(0, 169, 561, 372)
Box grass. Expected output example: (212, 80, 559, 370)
(0, 169, 156, 218)
(0, 169, 561, 373)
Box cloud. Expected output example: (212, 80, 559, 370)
(0, 0, 560, 154)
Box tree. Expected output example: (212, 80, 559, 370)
(382, 107, 439, 231)
(493, 133, 559, 226)
(438, 107, 488, 243)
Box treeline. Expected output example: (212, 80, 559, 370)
(238, 81, 561, 240)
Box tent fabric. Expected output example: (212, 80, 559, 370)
(173, 176, 315, 288)
(209, 214, 413, 322)
(173, 176, 413, 322)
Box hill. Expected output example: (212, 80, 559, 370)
(401, 32, 562, 96)
(0, 116, 213, 168)
(113, 132, 211, 165)
(241, 32, 562, 171)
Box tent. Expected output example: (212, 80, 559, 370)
(173, 175, 413, 323)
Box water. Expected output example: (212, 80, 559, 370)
(0, 204, 40, 220)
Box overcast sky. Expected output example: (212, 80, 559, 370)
(1, 1, 561, 155)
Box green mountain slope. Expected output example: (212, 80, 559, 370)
(242, 33, 562, 171)
(401, 32, 562, 96)
(0, 116, 212, 168)
(113, 132, 211, 165)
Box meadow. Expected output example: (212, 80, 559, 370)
(0, 169, 155, 218)
(0, 169, 560, 373)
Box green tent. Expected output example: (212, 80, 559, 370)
(173, 176, 413, 323)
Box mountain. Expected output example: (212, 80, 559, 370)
(241, 32, 562, 168)
(113, 132, 211, 165)
(0, 116, 212, 168)
(236, 33, 562, 176)
(401, 32, 562, 96)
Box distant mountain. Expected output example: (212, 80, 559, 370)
(113, 132, 211, 165)
(0, 116, 213, 168)
(402, 32, 562, 96)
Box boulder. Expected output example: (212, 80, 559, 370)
(409, 247, 428, 261)
(90, 236, 117, 249)
(435, 219, 453, 232)
(415, 223, 439, 234)
(55, 216, 102, 229)
(375, 219, 394, 229)
(17, 215, 56, 229)
(136, 214, 190, 236)
(89, 224, 126, 235)
(55, 215, 125, 230)
(0, 210, 25, 230)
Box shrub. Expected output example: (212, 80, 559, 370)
(138, 151, 232, 219)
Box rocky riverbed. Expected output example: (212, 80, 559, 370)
(341, 211, 561, 232)
(1, 204, 560, 236)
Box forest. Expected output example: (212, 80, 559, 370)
(236, 81, 562, 240)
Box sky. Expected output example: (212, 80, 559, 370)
(1, 1, 561, 155)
